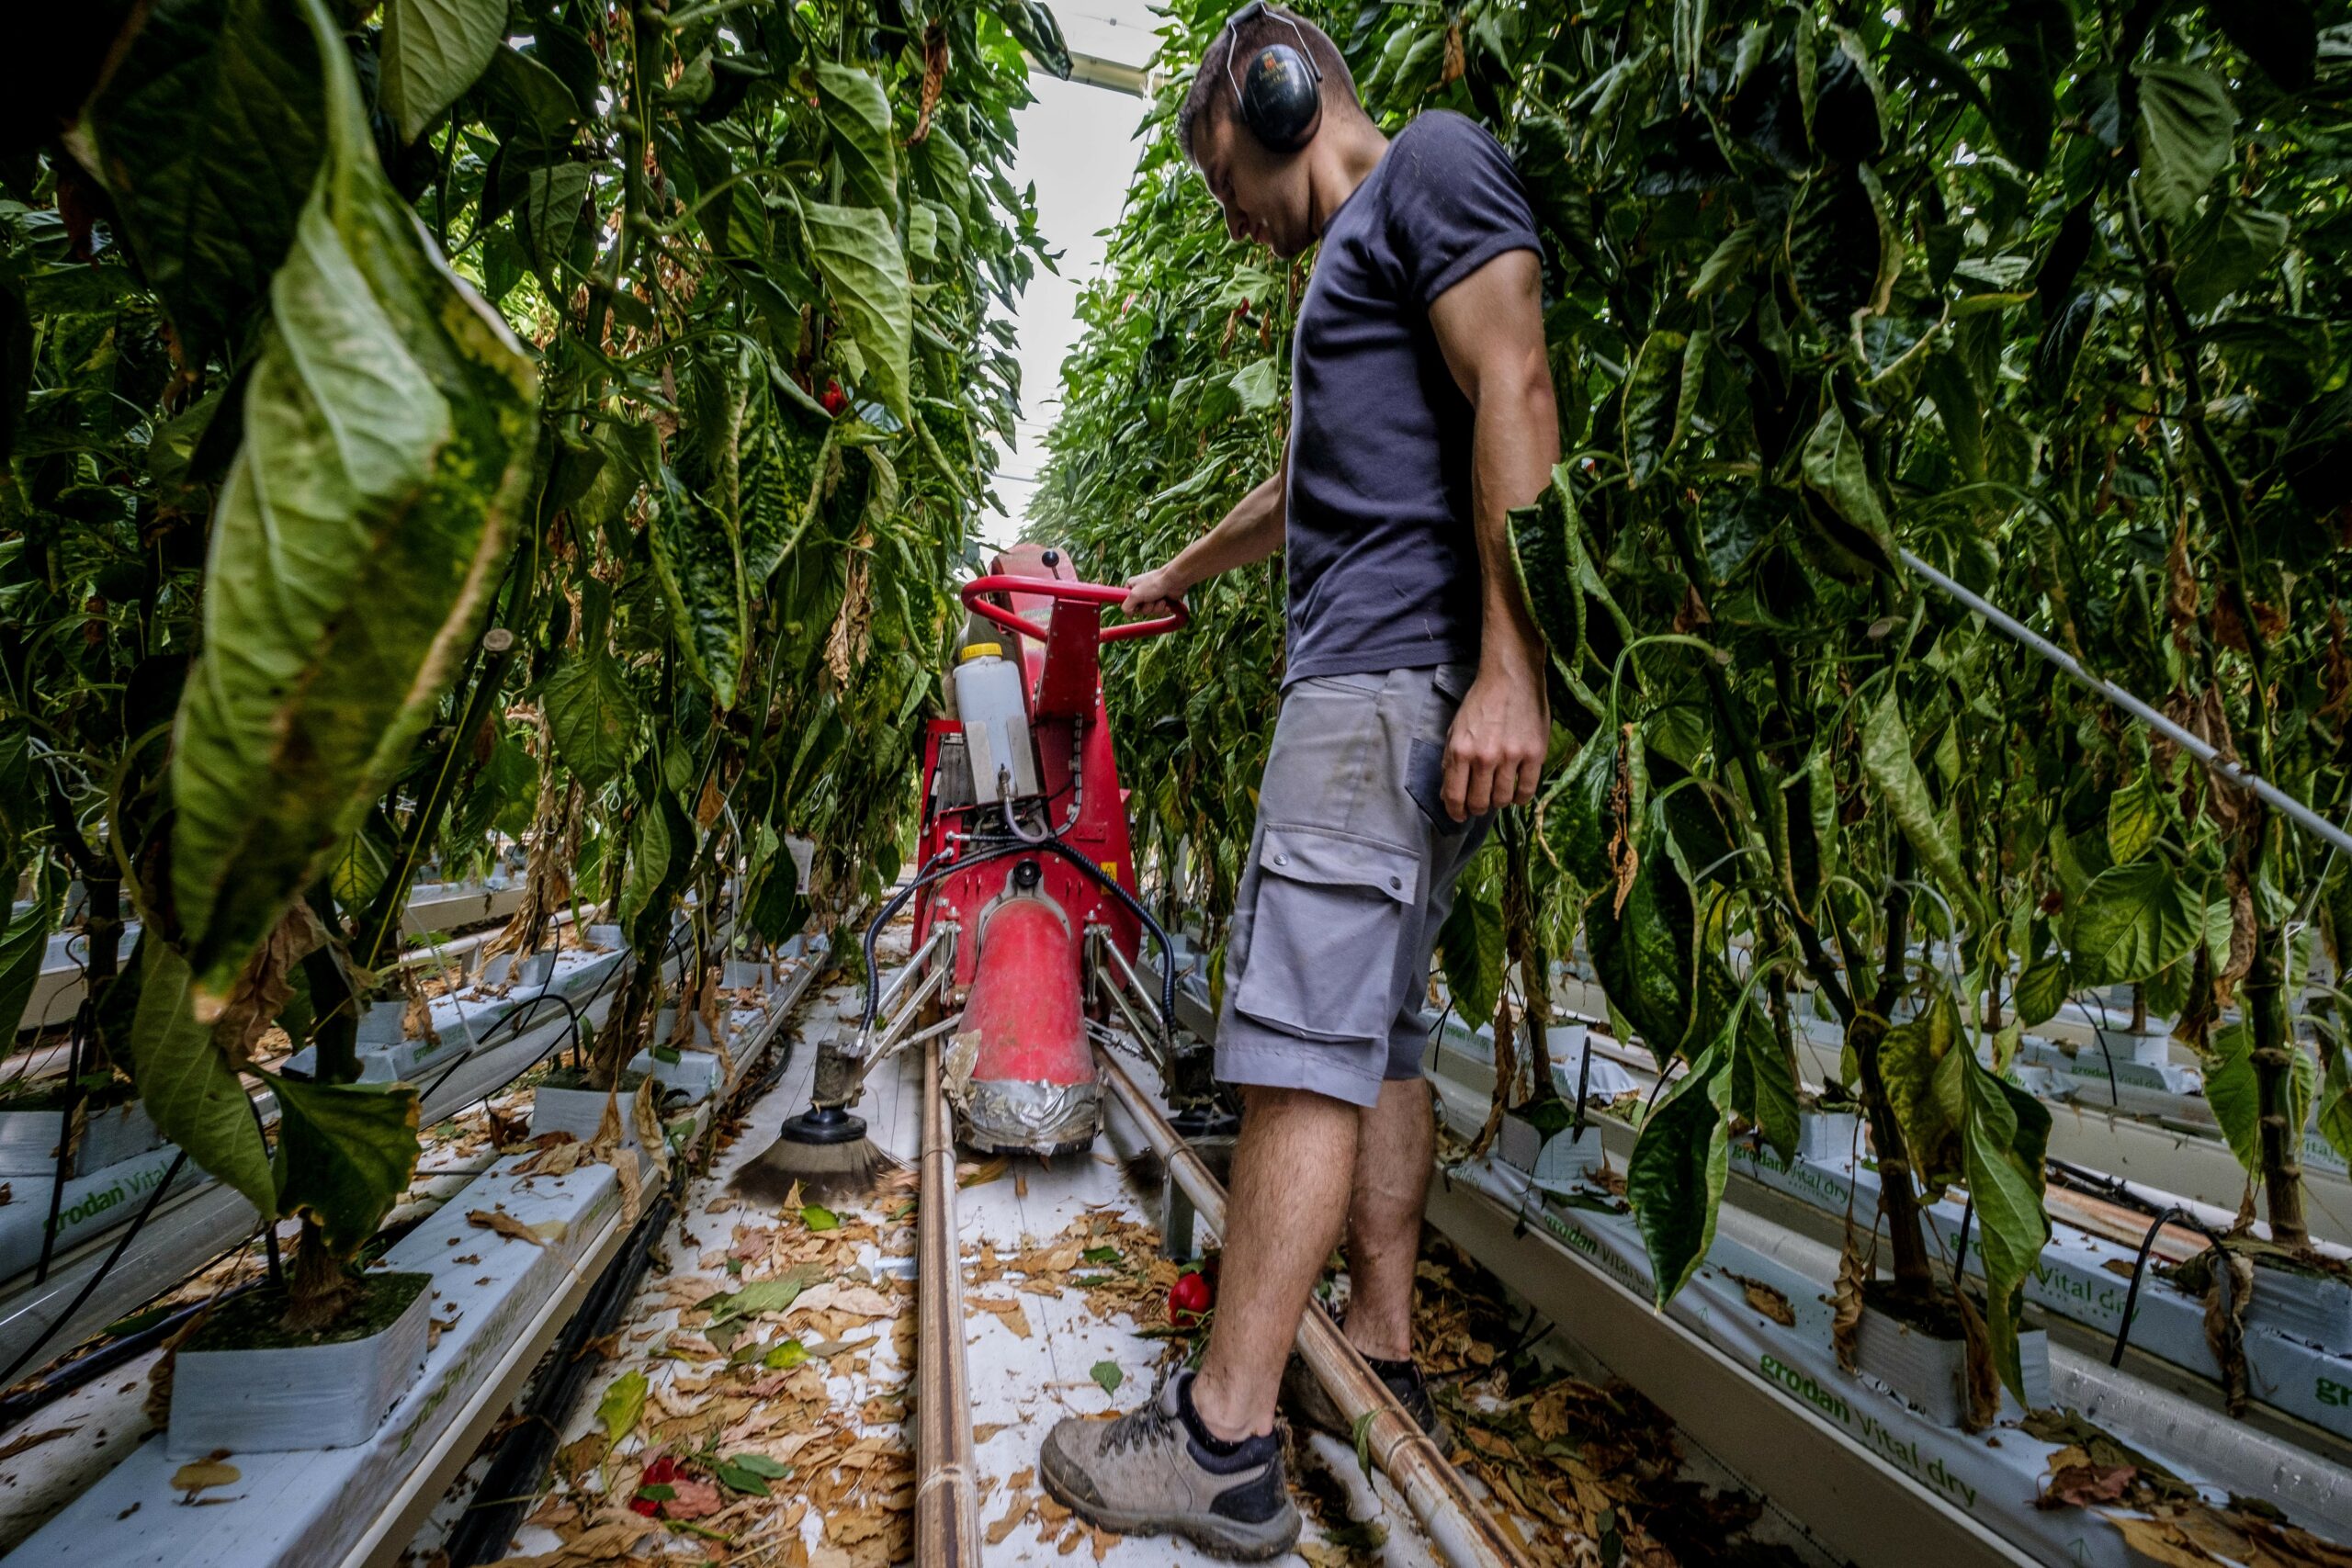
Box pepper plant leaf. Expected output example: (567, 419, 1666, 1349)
(264, 1072, 423, 1257)
(802, 199, 912, 423)
(1435, 878, 1507, 1029)
(543, 650, 644, 791)
(1860, 690, 1986, 931)
(89, 0, 324, 361)
(379, 0, 508, 145)
(1961, 1051, 2052, 1402)
(814, 62, 901, 219)
(2134, 63, 2236, 226)
(1626, 1040, 1732, 1305)
(0, 863, 60, 1043)
(2062, 860, 2203, 988)
(168, 0, 537, 1003)
(650, 474, 749, 710)
(126, 940, 276, 1218)
(1585, 847, 1697, 1068)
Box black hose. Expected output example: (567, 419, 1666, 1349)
(1032, 837, 1181, 1041)
(241, 1074, 284, 1286)
(2110, 1206, 2237, 1368)
(855, 847, 968, 1032)
(34, 1004, 90, 1285)
(2084, 1014, 2123, 1108)
(1571, 1020, 1595, 1138)
(418, 986, 586, 1105)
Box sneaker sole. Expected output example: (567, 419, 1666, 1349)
(1039, 1442, 1301, 1562)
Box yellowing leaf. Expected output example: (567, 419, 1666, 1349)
(597, 1368, 647, 1443)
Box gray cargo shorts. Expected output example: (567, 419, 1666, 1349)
(1213, 662, 1495, 1108)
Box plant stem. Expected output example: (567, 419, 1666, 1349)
(1856, 838, 1933, 1291)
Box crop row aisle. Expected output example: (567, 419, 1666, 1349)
(395, 909, 1830, 1568)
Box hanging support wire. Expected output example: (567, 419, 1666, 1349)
(1901, 548, 2352, 862)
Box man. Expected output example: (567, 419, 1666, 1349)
(1037, 5, 1559, 1558)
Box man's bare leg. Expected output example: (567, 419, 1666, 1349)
(1187, 1084, 1360, 1440)
(1339, 1077, 1433, 1360)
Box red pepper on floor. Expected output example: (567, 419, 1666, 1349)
(1170, 1269, 1212, 1326)
(630, 1454, 681, 1516)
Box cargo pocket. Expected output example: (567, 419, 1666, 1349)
(1231, 826, 1419, 1042)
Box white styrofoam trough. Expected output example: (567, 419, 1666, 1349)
(0, 1097, 165, 1179)
(167, 1275, 435, 1458)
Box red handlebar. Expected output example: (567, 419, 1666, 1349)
(958, 574, 1190, 644)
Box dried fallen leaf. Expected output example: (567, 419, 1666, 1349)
(481, 1512, 659, 1567)
(469, 1208, 551, 1247)
(987, 1495, 1035, 1544)
(662, 1475, 725, 1520)
(2038, 1461, 2137, 1508)
(172, 1459, 240, 1495)
(1727, 1272, 1795, 1326)
(967, 1295, 1032, 1337)
(2108, 1515, 2223, 1568)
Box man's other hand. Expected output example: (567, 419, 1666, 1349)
(1123, 566, 1183, 618)
(1442, 662, 1548, 820)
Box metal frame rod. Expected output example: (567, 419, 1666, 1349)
(1089, 931, 1170, 1076)
(1091, 1047, 1540, 1568)
(859, 961, 952, 1073)
(913, 1033, 982, 1564)
(877, 926, 955, 1016)
(1901, 547, 2352, 861)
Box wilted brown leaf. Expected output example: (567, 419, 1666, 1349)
(469, 1208, 558, 1247)
(211, 904, 327, 1065)
(1831, 1233, 1867, 1374)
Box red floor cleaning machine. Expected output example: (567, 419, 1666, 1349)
(749, 546, 1220, 1186)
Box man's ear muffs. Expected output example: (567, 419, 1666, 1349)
(1222, 2, 1323, 153)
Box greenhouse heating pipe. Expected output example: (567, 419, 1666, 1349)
(912, 1032, 981, 1565)
(1091, 1047, 1539, 1568)
(1900, 548, 2352, 860)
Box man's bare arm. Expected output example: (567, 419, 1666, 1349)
(1121, 460, 1286, 616)
(1428, 248, 1559, 819)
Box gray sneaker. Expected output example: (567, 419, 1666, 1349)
(1039, 1371, 1300, 1561)
(1280, 1352, 1447, 1447)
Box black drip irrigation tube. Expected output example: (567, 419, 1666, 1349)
(2109, 1206, 2239, 1369)
(0, 1274, 266, 1429)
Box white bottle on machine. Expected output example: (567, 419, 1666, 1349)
(953, 643, 1039, 804)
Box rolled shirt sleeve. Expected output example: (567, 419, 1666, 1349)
(1382, 111, 1544, 307)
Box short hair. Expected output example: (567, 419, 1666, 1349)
(1177, 5, 1360, 166)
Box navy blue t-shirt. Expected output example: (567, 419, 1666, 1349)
(1282, 110, 1541, 684)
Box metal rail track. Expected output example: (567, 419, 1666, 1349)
(1091, 1045, 1540, 1568)
(913, 1033, 984, 1565)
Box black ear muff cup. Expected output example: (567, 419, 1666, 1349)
(1218, 3, 1325, 155)
(1238, 41, 1322, 153)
